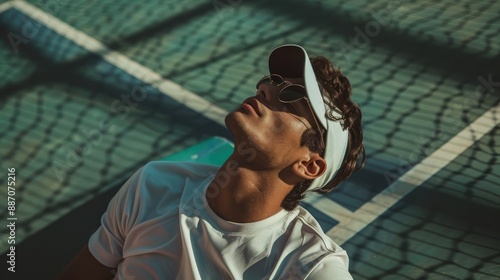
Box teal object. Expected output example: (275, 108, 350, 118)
(161, 137, 234, 165)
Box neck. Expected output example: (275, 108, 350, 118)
(206, 157, 293, 223)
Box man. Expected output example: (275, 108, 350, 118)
(58, 44, 365, 279)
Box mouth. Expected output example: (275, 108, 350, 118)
(241, 98, 261, 116)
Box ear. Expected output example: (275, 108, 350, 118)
(292, 153, 327, 180)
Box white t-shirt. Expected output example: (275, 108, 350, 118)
(89, 161, 353, 279)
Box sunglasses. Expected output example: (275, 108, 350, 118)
(256, 74, 325, 149)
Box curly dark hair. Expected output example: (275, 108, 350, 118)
(281, 56, 366, 211)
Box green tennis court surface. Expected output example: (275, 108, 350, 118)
(0, 0, 499, 279)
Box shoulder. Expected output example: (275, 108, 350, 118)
(285, 207, 352, 278)
(293, 206, 342, 252)
(304, 253, 353, 280)
(116, 161, 219, 219)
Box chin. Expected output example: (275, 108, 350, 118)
(224, 111, 239, 135)
(225, 113, 264, 150)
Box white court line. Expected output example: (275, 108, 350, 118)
(10, 0, 228, 126)
(0, 1, 14, 13)
(304, 193, 354, 219)
(328, 103, 499, 245)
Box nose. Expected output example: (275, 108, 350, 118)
(257, 83, 280, 106)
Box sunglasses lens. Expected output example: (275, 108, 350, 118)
(279, 86, 306, 102)
(270, 75, 284, 84)
(256, 74, 286, 89)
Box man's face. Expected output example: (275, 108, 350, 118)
(225, 76, 319, 169)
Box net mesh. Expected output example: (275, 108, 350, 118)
(346, 126, 500, 279)
(0, 0, 499, 278)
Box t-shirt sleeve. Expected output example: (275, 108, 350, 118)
(305, 252, 354, 280)
(88, 166, 145, 268)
